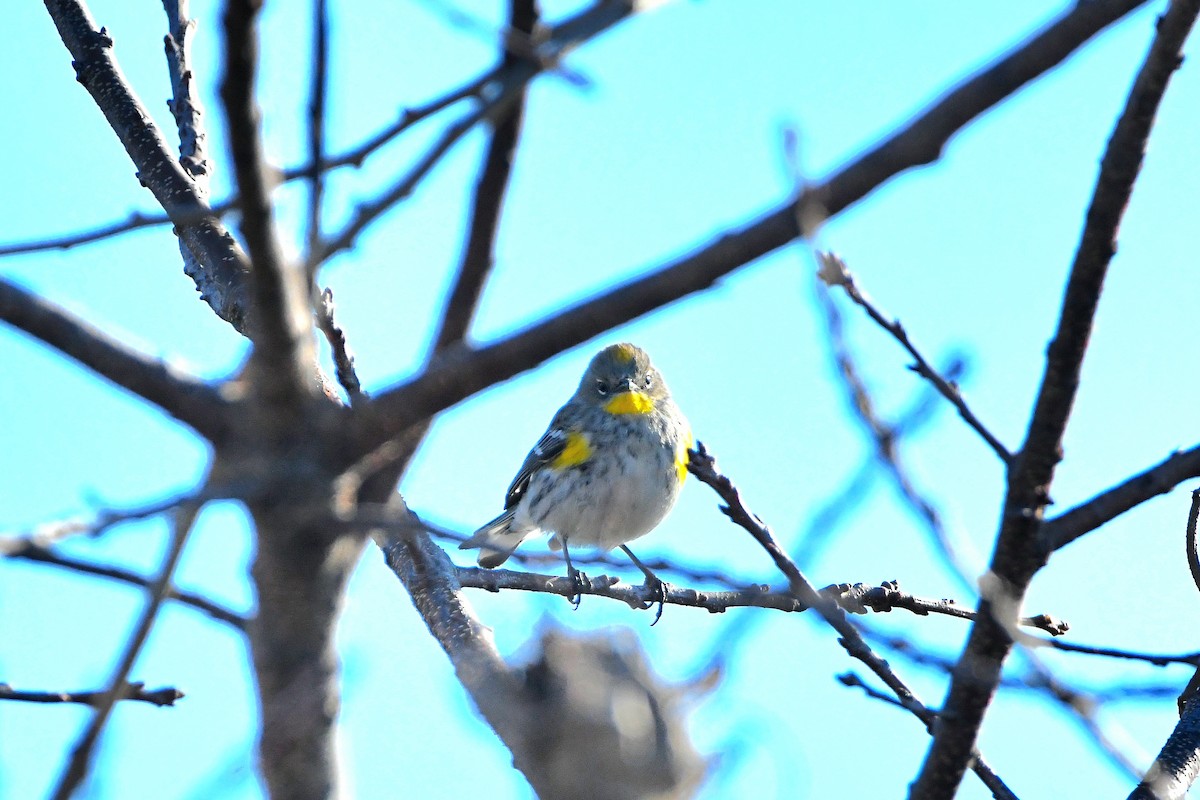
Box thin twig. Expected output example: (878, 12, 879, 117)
(49, 502, 200, 800)
(6, 541, 248, 631)
(814, 270, 981, 592)
(817, 251, 1012, 463)
(0, 682, 184, 708)
(314, 287, 365, 403)
(304, 0, 329, 263)
(686, 443, 1017, 799)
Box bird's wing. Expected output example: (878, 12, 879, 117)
(503, 422, 569, 509)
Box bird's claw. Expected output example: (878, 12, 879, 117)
(567, 567, 590, 610)
(643, 575, 669, 626)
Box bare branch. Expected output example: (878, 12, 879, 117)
(814, 270, 981, 592)
(0, 277, 233, 441)
(351, 0, 1154, 462)
(50, 502, 200, 800)
(817, 251, 1012, 463)
(314, 287, 365, 404)
(913, 3, 1200, 796)
(686, 443, 1017, 799)
(5, 540, 248, 631)
(1128, 689, 1200, 800)
(161, 0, 210, 185)
(221, 0, 315, 417)
(0, 682, 184, 708)
(304, 0, 329, 262)
(44, 0, 251, 329)
(1041, 445, 1200, 552)
(307, 0, 637, 269)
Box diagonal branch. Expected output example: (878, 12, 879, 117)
(44, 0, 251, 329)
(0, 277, 233, 441)
(307, 0, 640, 269)
(49, 502, 201, 800)
(911, 3, 1200, 797)
(351, 0, 1154, 463)
(685, 443, 1017, 799)
(6, 540, 248, 631)
(817, 251, 1012, 463)
(1041, 444, 1200, 552)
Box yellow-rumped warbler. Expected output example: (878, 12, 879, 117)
(460, 343, 692, 617)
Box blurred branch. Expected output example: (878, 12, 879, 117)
(50, 502, 200, 800)
(1041, 445, 1200, 552)
(686, 443, 1017, 799)
(1188, 488, 1200, 594)
(222, 0, 315, 417)
(0, 682, 184, 708)
(352, 0, 1153, 462)
(817, 251, 1011, 463)
(44, 0, 252, 329)
(0, 277, 233, 441)
(314, 287, 365, 404)
(308, 0, 634, 269)
(913, 3, 1200, 796)
(5, 540, 248, 631)
(814, 270, 980, 592)
(304, 0, 329, 263)
(1128, 689, 1200, 800)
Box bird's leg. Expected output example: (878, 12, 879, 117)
(561, 538, 588, 610)
(620, 545, 669, 625)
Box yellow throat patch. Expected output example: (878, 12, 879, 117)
(604, 391, 654, 416)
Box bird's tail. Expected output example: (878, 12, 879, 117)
(459, 509, 529, 568)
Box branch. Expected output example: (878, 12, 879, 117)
(221, 0, 315, 416)
(5, 540, 248, 631)
(912, 3, 1200, 796)
(816, 251, 1012, 463)
(50, 502, 200, 800)
(304, 0, 329, 262)
(0, 277, 233, 441)
(161, 0, 210, 185)
(314, 287, 365, 403)
(686, 443, 1017, 799)
(814, 268, 980, 593)
(1128, 690, 1200, 800)
(44, 0, 251, 329)
(0, 682, 184, 708)
(351, 0, 1153, 462)
(308, 0, 635, 269)
(1041, 445, 1200, 552)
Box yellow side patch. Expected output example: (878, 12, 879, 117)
(604, 391, 654, 416)
(675, 431, 694, 483)
(551, 432, 592, 470)
(609, 343, 638, 364)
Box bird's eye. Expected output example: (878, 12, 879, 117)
(596, 380, 609, 395)
(643, 374, 654, 388)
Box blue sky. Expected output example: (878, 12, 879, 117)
(3, 1, 1198, 798)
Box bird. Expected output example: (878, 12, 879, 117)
(460, 343, 692, 621)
